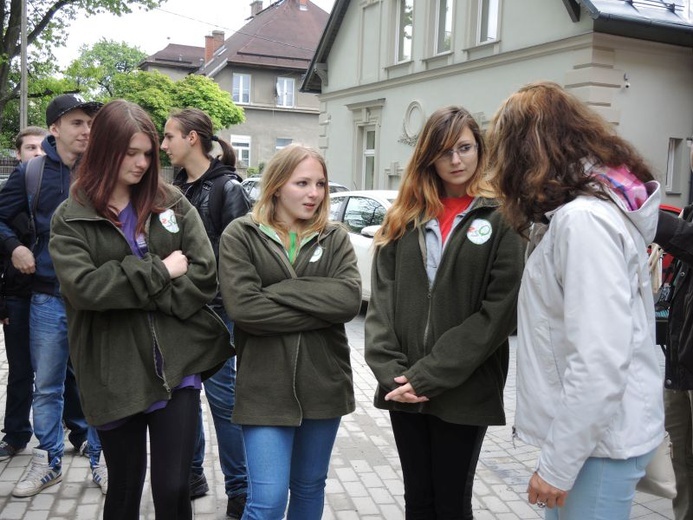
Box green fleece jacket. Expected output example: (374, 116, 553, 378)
(49, 187, 232, 426)
(364, 198, 524, 426)
(219, 215, 361, 426)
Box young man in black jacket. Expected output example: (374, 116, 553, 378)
(655, 143, 693, 520)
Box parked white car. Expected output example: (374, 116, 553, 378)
(329, 190, 398, 301)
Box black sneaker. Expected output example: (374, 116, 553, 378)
(0, 441, 25, 462)
(189, 471, 209, 499)
(226, 493, 246, 520)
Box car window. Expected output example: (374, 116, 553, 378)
(342, 196, 386, 234)
(329, 184, 349, 194)
(329, 197, 345, 221)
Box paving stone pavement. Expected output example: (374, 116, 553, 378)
(0, 309, 676, 519)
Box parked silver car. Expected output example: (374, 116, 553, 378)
(329, 190, 398, 302)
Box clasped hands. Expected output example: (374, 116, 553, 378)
(384, 375, 429, 404)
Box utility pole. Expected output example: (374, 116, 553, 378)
(20, 0, 28, 128)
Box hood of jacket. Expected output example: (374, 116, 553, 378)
(173, 158, 241, 187)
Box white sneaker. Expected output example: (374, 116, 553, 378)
(12, 448, 62, 497)
(92, 464, 108, 495)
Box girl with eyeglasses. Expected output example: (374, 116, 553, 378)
(364, 105, 525, 519)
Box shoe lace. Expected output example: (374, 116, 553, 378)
(25, 459, 52, 481)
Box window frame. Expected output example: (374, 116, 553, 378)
(276, 77, 295, 108)
(232, 73, 251, 104)
(231, 134, 251, 168)
(395, 0, 414, 63)
(435, 0, 452, 55)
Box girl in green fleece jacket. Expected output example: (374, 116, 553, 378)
(219, 144, 361, 519)
(50, 100, 231, 520)
(365, 106, 524, 519)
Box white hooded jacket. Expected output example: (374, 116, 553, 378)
(514, 180, 664, 492)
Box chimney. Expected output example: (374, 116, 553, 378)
(204, 30, 225, 63)
(250, 1, 263, 16)
(299, 0, 308, 11)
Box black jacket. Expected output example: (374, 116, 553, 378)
(173, 158, 251, 307)
(0, 212, 33, 319)
(655, 207, 693, 390)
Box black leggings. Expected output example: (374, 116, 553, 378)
(390, 411, 487, 520)
(99, 388, 200, 520)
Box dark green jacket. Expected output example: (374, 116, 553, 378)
(49, 187, 232, 426)
(364, 198, 524, 426)
(219, 215, 361, 426)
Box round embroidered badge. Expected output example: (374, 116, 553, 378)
(467, 218, 492, 245)
(159, 209, 180, 233)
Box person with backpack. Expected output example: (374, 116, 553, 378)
(1, 127, 48, 464)
(0, 94, 106, 497)
(161, 108, 250, 519)
(652, 144, 693, 520)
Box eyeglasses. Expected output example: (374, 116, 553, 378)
(440, 143, 478, 160)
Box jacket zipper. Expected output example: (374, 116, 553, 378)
(149, 314, 171, 393)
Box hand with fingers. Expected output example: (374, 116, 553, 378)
(527, 471, 568, 510)
(384, 375, 429, 404)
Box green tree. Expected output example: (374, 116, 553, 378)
(111, 69, 175, 131)
(0, 0, 159, 131)
(63, 39, 147, 99)
(172, 74, 244, 130)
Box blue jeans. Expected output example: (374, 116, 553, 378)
(29, 292, 88, 465)
(193, 308, 247, 497)
(241, 418, 341, 520)
(2, 296, 33, 448)
(544, 448, 656, 520)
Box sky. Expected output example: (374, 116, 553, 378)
(53, 0, 336, 68)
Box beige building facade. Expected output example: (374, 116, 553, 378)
(304, 0, 693, 206)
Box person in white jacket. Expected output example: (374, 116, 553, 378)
(487, 81, 665, 519)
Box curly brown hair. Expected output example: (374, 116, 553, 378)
(487, 81, 653, 235)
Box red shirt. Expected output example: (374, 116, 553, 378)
(439, 196, 473, 243)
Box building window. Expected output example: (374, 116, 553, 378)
(276, 138, 292, 150)
(478, 0, 499, 43)
(435, 0, 452, 54)
(396, 0, 413, 62)
(276, 77, 295, 108)
(232, 135, 251, 167)
(363, 128, 376, 190)
(232, 74, 250, 104)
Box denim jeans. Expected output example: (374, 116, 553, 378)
(544, 448, 656, 520)
(2, 296, 33, 448)
(241, 417, 341, 520)
(29, 292, 88, 465)
(665, 389, 693, 520)
(193, 307, 247, 497)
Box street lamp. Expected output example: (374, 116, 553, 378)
(20, 0, 28, 128)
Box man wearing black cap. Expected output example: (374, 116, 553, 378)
(0, 94, 103, 497)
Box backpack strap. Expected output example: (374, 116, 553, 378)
(24, 155, 46, 248)
(208, 174, 233, 237)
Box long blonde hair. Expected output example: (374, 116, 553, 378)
(252, 144, 330, 239)
(374, 106, 493, 247)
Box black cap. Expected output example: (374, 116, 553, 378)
(46, 94, 103, 127)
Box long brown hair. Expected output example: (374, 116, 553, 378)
(487, 81, 654, 235)
(252, 144, 329, 238)
(73, 99, 169, 234)
(374, 106, 493, 247)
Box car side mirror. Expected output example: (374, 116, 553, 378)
(361, 225, 380, 238)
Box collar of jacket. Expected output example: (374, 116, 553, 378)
(62, 188, 184, 222)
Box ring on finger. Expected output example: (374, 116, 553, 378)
(537, 501, 546, 508)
